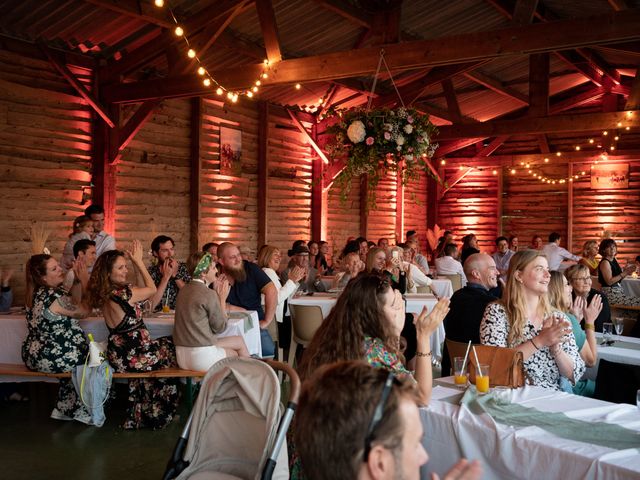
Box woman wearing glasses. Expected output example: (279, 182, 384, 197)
(565, 264, 610, 332)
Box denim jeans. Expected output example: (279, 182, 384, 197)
(260, 328, 275, 358)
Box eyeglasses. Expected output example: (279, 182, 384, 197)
(363, 372, 397, 461)
(573, 276, 592, 282)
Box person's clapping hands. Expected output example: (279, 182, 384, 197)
(126, 239, 144, 263)
(288, 265, 306, 283)
(0, 268, 14, 287)
(214, 275, 231, 305)
(72, 258, 89, 286)
(414, 297, 450, 339)
(570, 296, 586, 322)
(584, 294, 603, 325)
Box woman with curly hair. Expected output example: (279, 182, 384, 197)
(22, 254, 92, 423)
(480, 250, 585, 390)
(87, 240, 179, 429)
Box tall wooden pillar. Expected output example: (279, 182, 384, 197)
(395, 169, 405, 244)
(258, 101, 269, 247)
(359, 175, 369, 238)
(310, 122, 327, 241)
(189, 97, 203, 252)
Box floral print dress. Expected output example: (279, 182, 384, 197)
(107, 286, 180, 429)
(22, 286, 90, 421)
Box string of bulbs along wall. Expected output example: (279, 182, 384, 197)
(437, 111, 635, 184)
(153, 0, 319, 105)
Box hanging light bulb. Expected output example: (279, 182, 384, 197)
(255, 80, 261, 86)
(216, 88, 223, 95)
(197, 67, 206, 75)
(252, 86, 258, 93)
(203, 78, 211, 87)
(247, 91, 253, 98)
(262, 73, 268, 79)
(174, 26, 184, 36)
(510, 169, 516, 174)
(575, 146, 581, 151)
(556, 151, 562, 156)
(614, 136, 619, 141)
(227, 91, 234, 99)
(154, 0, 164, 7)
(492, 170, 497, 175)
(589, 138, 594, 144)
(440, 159, 446, 165)
(295, 83, 301, 90)
(603, 131, 608, 136)
(187, 49, 196, 58)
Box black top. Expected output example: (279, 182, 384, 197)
(460, 247, 480, 266)
(441, 283, 497, 376)
(227, 260, 272, 320)
(598, 258, 622, 287)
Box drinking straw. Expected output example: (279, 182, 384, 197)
(472, 345, 483, 377)
(461, 340, 472, 373)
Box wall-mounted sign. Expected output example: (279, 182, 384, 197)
(219, 125, 242, 176)
(590, 163, 629, 190)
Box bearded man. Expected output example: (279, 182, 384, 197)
(217, 242, 277, 358)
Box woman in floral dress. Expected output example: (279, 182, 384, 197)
(22, 254, 92, 423)
(87, 240, 179, 429)
(290, 273, 450, 479)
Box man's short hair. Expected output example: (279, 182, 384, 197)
(548, 232, 561, 243)
(355, 236, 367, 245)
(216, 242, 236, 260)
(444, 243, 458, 257)
(406, 229, 417, 239)
(295, 361, 419, 480)
(73, 239, 96, 258)
(84, 204, 104, 217)
(202, 242, 219, 252)
(495, 236, 508, 246)
(151, 235, 175, 253)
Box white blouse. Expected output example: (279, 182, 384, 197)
(262, 267, 298, 323)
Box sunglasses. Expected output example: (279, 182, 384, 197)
(363, 371, 399, 461)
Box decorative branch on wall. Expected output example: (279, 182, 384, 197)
(219, 126, 242, 176)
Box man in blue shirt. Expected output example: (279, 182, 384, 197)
(218, 242, 277, 358)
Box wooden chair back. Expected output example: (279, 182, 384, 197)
(440, 274, 463, 292)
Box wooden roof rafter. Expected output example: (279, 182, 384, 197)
(255, 0, 282, 63)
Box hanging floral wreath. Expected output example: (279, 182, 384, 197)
(324, 106, 439, 208)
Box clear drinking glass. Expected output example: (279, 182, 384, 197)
(453, 357, 468, 386)
(602, 322, 614, 343)
(637, 389, 640, 410)
(613, 317, 624, 336)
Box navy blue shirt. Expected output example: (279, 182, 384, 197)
(227, 260, 272, 320)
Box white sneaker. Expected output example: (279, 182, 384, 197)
(50, 408, 72, 421)
(73, 409, 94, 426)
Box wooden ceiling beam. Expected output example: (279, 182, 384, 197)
(441, 78, 462, 123)
(0, 34, 95, 69)
(538, 134, 550, 153)
(112, 99, 162, 162)
(436, 109, 640, 139)
(414, 102, 477, 124)
(512, 0, 539, 25)
(83, 0, 175, 27)
(103, 8, 640, 103)
(313, 0, 373, 28)
(528, 53, 549, 117)
(286, 109, 329, 164)
(255, 0, 282, 63)
(463, 70, 529, 105)
(549, 85, 607, 113)
(608, 0, 628, 11)
(477, 136, 509, 156)
(624, 70, 640, 109)
(436, 138, 488, 157)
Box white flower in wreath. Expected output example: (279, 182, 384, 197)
(404, 124, 413, 134)
(405, 154, 414, 162)
(395, 134, 405, 146)
(347, 120, 366, 143)
(421, 134, 430, 144)
(397, 107, 407, 119)
(383, 123, 393, 131)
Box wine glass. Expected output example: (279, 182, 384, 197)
(613, 317, 624, 336)
(602, 322, 614, 344)
(637, 389, 640, 410)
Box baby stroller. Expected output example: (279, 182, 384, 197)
(163, 357, 300, 480)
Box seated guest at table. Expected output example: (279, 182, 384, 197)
(295, 361, 482, 480)
(174, 252, 249, 371)
(509, 235, 519, 252)
(542, 232, 580, 271)
(22, 254, 92, 423)
(0, 267, 14, 313)
(597, 239, 640, 308)
(307, 241, 319, 271)
(218, 242, 278, 358)
(332, 252, 364, 289)
(314, 241, 332, 274)
(441, 253, 499, 376)
(366, 247, 407, 294)
(63, 239, 97, 302)
(356, 236, 369, 263)
(406, 237, 430, 275)
(60, 215, 93, 272)
(530, 234, 543, 251)
(399, 243, 432, 293)
(578, 240, 600, 275)
(434, 230, 454, 258)
(548, 271, 601, 396)
(340, 238, 360, 259)
(84, 204, 116, 258)
(565, 264, 610, 333)
(87, 241, 180, 429)
(436, 244, 467, 287)
(492, 236, 514, 284)
(202, 242, 219, 263)
(281, 244, 326, 293)
(148, 235, 191, 311)
(460, 234, 480, 265)
(377, 237, 390, 249)
(480, 250, 585, 390)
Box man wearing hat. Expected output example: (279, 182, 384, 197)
(280, 242, 327, 293)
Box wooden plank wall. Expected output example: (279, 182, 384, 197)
(327, 176, 361, 257)
(366, 171, 398, 244)
(502, 164, 569, 250)
(0, 48, 92, 304)
(439, 168, 499, 252)
(572, 161, 640, 258)
(404, 170, 429, 251)
(116, 99, 191, 261)
(200, 98, 259, 258)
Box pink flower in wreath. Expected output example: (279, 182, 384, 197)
(366, 136, 374, 146)
(407, 115, 414, 124)
(384, 131, 392, 141)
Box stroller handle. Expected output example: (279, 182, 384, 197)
(262, 359, 301, 403)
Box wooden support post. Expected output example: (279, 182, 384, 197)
(311, 122, 326, 241)
(189, 97, 202, 253)
(528, 53, 549, 117)
(395, 169, 405, 244)
(359, 175, 368, 238)
(567, 162, 574, 251)
(426, 174, 439, 235)
(496, 168, 503, 236)
(258, 101, 269, 247)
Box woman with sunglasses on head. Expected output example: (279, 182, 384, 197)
(173, 251, 249, 372)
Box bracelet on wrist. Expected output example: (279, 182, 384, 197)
(584, 323, 595, 331)
(415, 351, 432, 358)
(530, 338, 540, 350)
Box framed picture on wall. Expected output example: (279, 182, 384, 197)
(590, 163, 629, 189)
(219, 125, 242, 176)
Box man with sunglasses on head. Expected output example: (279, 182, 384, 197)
(295, 360, 482, 480)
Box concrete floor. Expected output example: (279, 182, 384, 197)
(0, 383, 189, 480)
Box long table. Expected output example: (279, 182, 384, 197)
(0, 310, 261, 382)
(621, 277, 640, 297)
(584, 333, 640, 380)
(288, 292, 444, 360)
(421, 379, 640, 479)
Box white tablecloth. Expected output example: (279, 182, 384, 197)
(431, 278, 454, 298)
(0, 310, 261, 382)
(288, 292, 445, 359)
(621, 277, 640, 297)
(421, 379, 640, 480)
(584, 333, 640, 380)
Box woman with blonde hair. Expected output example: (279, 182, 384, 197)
(257, 245, 304, 324)
(480, 250, 585, 390)
(579, 240, 599, 275)
(548, 271, 601, 395)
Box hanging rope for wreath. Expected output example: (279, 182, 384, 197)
(324, 50, 439, 209)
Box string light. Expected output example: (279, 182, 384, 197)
(154, 0, 164, 7)
(197, 67, 205, 75)
(187, 49, 196, 58)
(295, 83, 301, 90)
(440, 159, 446, 165)
(174, 26, 183, 36)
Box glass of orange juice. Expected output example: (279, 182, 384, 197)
(453, 357, 468, 385)
(475, 364, 490, 393)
